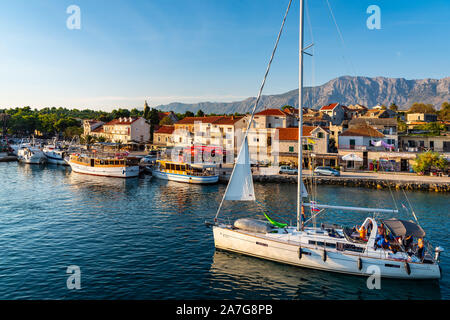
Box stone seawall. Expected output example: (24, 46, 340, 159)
(218, 174, 450, 192)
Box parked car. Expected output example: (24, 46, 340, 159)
(279, 166, 298, 175)
(314, 166, 340, 176)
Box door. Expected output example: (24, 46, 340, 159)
(350, 139, 355, 150)
(363, 152, 368, 170)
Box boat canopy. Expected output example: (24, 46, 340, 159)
(190, 163, 217, 169)
(382, 218, 426, 238)
(341, 153, 363, 161)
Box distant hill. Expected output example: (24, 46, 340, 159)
(156, 76, 450, 114)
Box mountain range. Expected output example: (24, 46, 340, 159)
(155, 76, 450, 114)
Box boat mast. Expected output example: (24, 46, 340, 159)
(297, 0, 305, 231)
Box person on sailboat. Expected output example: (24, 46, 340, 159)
(403, 235, 413, 251)
(377, 236, 392, 251)
(301, 205, 306, 231)
(377, 223, 386, 237)
(417, 237, 425, 260)
(356, 225, 367, 241)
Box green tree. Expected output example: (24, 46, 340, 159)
(281, 105, 293, 111)
(389, 103, 398, 111)
(408, 103, 437, 114)
(438, 102, 450, 120)
(196, 109, 205, 117)
(143, 100, 150, 119)
(148, 108, 160, 143)
(413, 151, 448, 174)
(159, 116, 174, 126)
(397, 119, 407, 132)
(184, 111, 195, 118)
(63, 126, 83, 139)
(112, 108, 131, 119)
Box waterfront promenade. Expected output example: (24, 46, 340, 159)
(217, 166, 450, 192)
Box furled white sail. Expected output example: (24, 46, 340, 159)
(224, 136, 255, 201)
(300, 181, 308, 198)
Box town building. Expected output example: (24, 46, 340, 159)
(83, 120, 104, 137)
(319, 103, 346, 125)
(154, 125, 175, 146)
(349, 118, 398, 148)
(406, 113, 438, 123)
(90, 117, 150, 143)
(399, 134, 450, 153)
(172, 116, 248, 157)
(276, 126, 337, 167)
(252, 108, 298, 128)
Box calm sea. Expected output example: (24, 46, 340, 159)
(0, 162, 448, 299)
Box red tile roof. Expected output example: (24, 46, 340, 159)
(175, 116, 224, 125)
(340, 125, 384, 138)
(213, 116, 244, 125)
(255, 109, 288, 116)
(320, 103, 339, 111)
(175, 116, 244, 125)
(277, 126, 317, 141)
(155, 125, 175, 134)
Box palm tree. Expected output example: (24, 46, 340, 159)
(114, 139, 123, 151)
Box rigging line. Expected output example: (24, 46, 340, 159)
(244, 0, 293, 134)
(255, 200, 290, 224)
(214, 0, 293, 221)
(378, 155, 399, 212)
(402, 188, 420, 225)
(324, 0, 357, 76)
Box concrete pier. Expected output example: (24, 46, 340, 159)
(218, 170, 450, 192)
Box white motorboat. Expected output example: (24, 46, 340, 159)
(43, 145, 68, 165)
(209, 0, 443, 280)
(17, 146, 47, 164)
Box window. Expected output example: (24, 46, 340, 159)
(318, 132, 324, 138)
(289, 146, 294, 152)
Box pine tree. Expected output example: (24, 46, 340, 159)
(143, 100, 150, 120)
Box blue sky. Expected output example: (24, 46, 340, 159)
(0, 0, 449, 111)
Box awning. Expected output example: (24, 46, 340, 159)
(341, 153, 363, 161)
(381, 218, 425, 238)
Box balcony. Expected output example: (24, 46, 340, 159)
(338, 144, 369, 151)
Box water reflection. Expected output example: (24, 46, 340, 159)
(209, 250, 441, 300)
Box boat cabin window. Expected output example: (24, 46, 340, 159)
(343, 244, 364, 253)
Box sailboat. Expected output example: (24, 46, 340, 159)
(209, 0, 443, 280)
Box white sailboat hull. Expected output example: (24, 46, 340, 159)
(153, 170, 219, 184)
(213, 226, 441, 280)
(68, 161, 139, 178)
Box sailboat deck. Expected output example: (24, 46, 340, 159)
(218, 224, 426, 265)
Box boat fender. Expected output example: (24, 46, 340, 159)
(298, 247, 302, 260)
(404, 262, 411, 275)
(357, 257, 363, 271)
(322, 249, 327, 262)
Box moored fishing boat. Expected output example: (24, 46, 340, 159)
(68, 152, 140, 178)
(43, 145, 68, 165)
(208, 0, 443, 280)
(17, 146, 47, 164)
(152, 160, 219, 184)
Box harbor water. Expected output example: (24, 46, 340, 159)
(0, 162, 448, 299)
